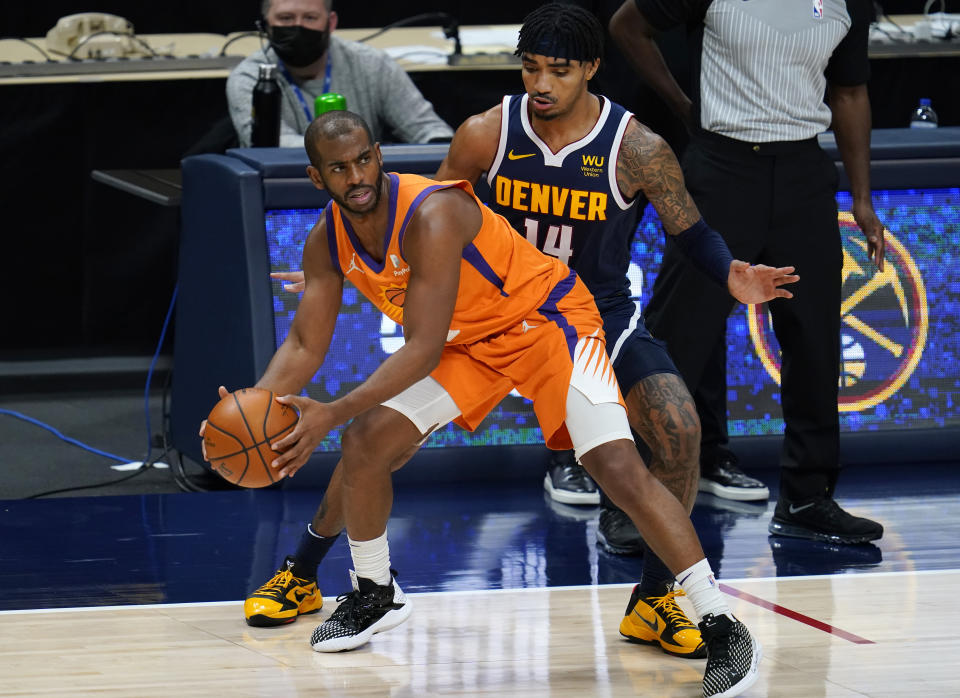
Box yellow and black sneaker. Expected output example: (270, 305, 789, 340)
(619, 583, 707, 658)
(244, 556, 323, 627)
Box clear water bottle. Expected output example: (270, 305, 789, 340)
(251, 63, 281, 147)
(909, 98, 938, 129)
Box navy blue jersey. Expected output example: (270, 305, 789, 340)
(486, 94, 641, 308)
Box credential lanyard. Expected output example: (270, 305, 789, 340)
(278, 57, 332, 123)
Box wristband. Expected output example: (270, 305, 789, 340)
(673, 218, 733, 287)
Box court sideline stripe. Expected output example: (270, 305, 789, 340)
(719, 582, 874, 645)
(0, 568, 955, 616)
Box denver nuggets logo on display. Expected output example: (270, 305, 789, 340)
(378, 285, 406, 323)
(747, 212, 928, 412)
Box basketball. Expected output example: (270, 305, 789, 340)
(203, 387, 299, 488)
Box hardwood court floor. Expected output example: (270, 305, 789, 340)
(1, 461, 959, 696)
(2, 571, 957, 697)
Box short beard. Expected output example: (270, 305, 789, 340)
(324, 173, 384, 215)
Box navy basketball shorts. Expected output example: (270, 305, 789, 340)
(601, 299, 681, 393)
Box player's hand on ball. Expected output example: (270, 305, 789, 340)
(270, 271, 306, 293)
(269, 394, 335, 478)
(727, 260, 799, 305)
(198, 385, 231, 461)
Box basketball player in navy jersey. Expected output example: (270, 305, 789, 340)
(432, 2, 797, 660)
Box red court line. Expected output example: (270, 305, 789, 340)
(719, 582, 875, 645)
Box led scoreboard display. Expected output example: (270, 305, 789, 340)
(265, 187, 960, 452)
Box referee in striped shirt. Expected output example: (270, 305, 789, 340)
(610, 0, 885, 545)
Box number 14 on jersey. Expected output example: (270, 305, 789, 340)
(523, 218, 574, 265)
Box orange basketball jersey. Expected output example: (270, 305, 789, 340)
(323, 173, 571, 344)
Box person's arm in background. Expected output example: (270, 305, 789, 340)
(369, 51, 455, 144)
(618, 118, 798, 303)
(829, 83, 884, 270)
(226, 55, 304, 148)
(826, 0, 885, 270)
(608, 0, 698, 127)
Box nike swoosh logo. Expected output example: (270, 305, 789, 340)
(638, 612, 659, 633)
(789, 502, 816, 514)
(507, 149, 535, 160)
(290, 588, 310, 603)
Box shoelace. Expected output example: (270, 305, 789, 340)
(256, 569, 307, 597)
(702, 616, 735, 664)
(707, 636, 730, 663)
(646, 589, 695, 629)
(330, 590, 389, 630)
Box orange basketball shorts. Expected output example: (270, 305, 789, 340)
(429, 270, 625, 450)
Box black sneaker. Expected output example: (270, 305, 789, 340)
(543, 450, 599, 505)
(596, 507, 644, 555)
(768, 496, 883, 545)
(699, 613, 762, 698)
(310, 570, 411, 652)
(700, 449, 769, 502)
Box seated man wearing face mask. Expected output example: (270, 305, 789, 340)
(227, 0, 454, 147)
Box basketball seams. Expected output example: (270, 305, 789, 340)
(214, 449, 251, 483)
(204, 422, 248, 460)
(252, 392, 277, 485)
(232, 390, 263, 446)
(236, 389, 275, 486)
(205, 421, 252, 482)
(251, 444, 276, 485)
(255, 421, 297, 483)
(205, 388, 298, 488)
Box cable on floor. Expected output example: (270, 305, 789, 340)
(5, 284, 182, 498)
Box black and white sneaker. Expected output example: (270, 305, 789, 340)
(310, 570, 411, 652)
(769, 496, 883, 545)
(543, 450, 600, 505)
(699, 449, 769, 502)
(699, 613, 762, 697)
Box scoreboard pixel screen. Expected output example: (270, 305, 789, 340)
(265, 187, 960, 451)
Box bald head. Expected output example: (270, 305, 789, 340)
(304, 110, 375, 168)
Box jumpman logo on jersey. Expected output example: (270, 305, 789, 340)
(521, 320, 538, 333)
(345, 253, 363, 276)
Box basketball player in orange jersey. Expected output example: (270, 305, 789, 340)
(210, 108, 795, 695)
(264, 2, 794, 668)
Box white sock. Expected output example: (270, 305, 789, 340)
(348, 531, 392, 586)
(676, 558, 730, 620)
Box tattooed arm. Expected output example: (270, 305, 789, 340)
(616, 118, 799, 302)
(615, 119, 700, 235)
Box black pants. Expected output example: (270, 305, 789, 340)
(644, 132, 843, 501)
